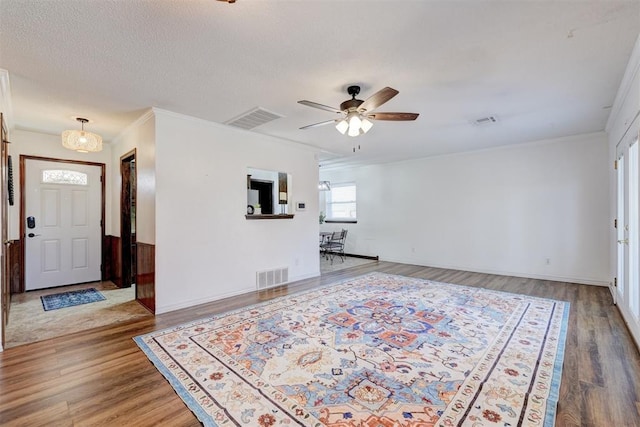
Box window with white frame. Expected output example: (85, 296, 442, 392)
(326, 182, 357, 221)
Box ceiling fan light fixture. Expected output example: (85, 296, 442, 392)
(318, 181, 331, 191)
(335, 119, 348, 134)
(347, 112, 361, 129)
(298, 85, 417, 140)
(361, 117, 373, 133)
(61, 118, 103, 153)
(347, 125, 360, 137)
(346, 112, 363, 137)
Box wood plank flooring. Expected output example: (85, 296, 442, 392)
(1, 262, 639, 426)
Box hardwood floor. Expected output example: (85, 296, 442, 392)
(1, 262, 639, 426)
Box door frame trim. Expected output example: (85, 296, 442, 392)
(1, 113, 8, 348)
(19, 155, 106, 292)
(120, 149, 136, 289)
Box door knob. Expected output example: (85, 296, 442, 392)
(618, 238, 629, 244)
(27, 233, 41, 238)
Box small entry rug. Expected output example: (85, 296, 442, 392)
(135, 273, 569, 427)
(41, 287, 106, 311)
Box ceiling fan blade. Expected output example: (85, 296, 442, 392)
(299, 119, 338, 130)
(298, 100, 343, 114)
(358, 87, 399, 112)
(367, 112, 419, 121)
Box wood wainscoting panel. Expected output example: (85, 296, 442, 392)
(104, 235, 122, 287)
(9, 239, 22, 294)
(137, 242, 155, 313)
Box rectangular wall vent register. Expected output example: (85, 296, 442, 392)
(256, 267, 289, 289)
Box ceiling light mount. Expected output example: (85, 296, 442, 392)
(61, 117, 103, 153)
(340, 86, 364, 111)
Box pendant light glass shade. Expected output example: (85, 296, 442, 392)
(62, 118, 103, 153)
(347, 112, 361, 130)
(361, 117, 373, 133)
(335, 119, 349, 135)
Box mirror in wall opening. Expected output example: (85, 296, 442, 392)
(247, 168, 291, 215)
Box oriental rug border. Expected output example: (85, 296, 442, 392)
(134, 272, 568, 427)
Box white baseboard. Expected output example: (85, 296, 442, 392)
(380, 256, 609, 287)
(615, 301, 640, 353)
(155, 271, 320, 314)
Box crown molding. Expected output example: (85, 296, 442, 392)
(606, 34, 640, 133)
(112, 108, 155, 144)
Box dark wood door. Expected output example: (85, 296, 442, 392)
(120, 151, 136, 289)
(1, 114, 9, 346)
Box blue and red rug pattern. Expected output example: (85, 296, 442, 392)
(135, 272, 568, 426)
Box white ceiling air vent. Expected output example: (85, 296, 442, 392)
(225, 107, 283, 130)
(472, 115, 498, 126)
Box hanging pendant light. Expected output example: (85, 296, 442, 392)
(62, 117, 103, 153)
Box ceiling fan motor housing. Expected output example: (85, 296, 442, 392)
(341, 85, 364, 111)
(340, 98, 364, 111)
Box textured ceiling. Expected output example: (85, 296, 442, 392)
(0, 0, 638, 168)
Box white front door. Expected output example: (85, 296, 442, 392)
(25, 159, 102, 290)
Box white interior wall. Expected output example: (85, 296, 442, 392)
(153, 109, 319, 314)
(8, 129, 112, 239)
(321, 132, 610, 285)
(109, 111, 155, 243)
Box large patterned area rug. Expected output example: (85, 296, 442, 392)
(135, 273, 569, 426)
(40, 287, 106, 311)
